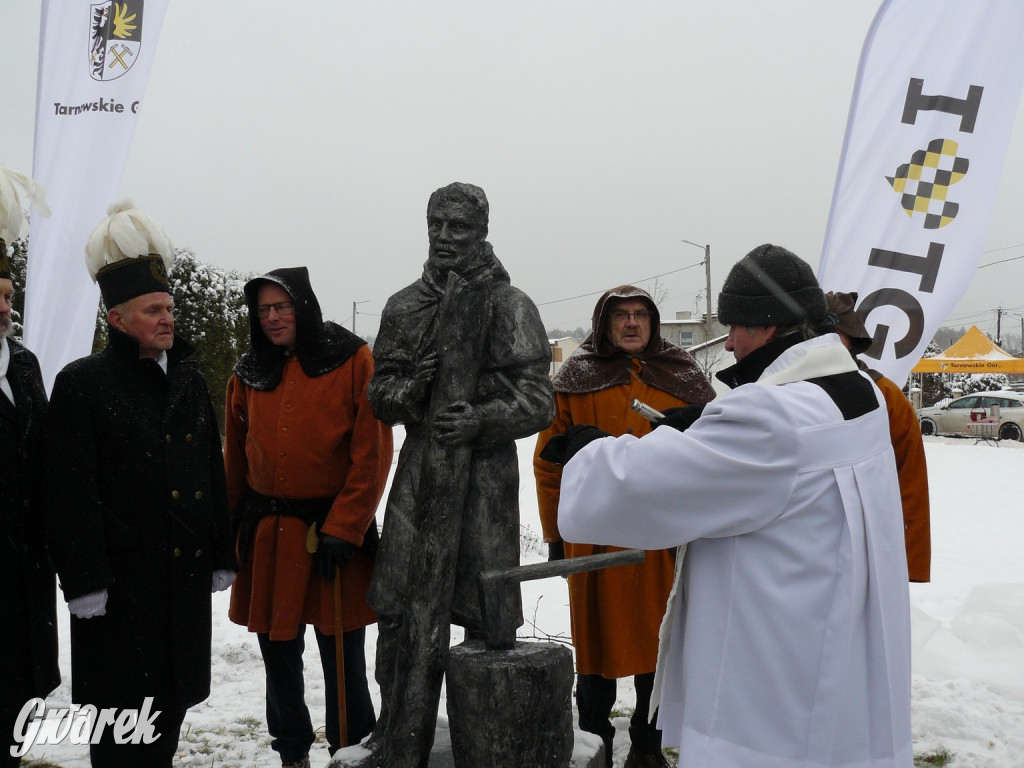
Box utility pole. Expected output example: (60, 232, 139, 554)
(704, 243, 712, 342)
(682, 239, 713, 342)
(352, 300, 369, 336)
(996, 306, 1003, 347)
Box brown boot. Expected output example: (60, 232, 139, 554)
(281, 757, 310, 768)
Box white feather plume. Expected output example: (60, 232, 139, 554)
(0, 165, 50, 244)
(84, 200, 175, 281)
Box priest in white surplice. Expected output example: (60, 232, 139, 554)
(545, 245, 913, 768)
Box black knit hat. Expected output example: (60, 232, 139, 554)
(718, 244, 826, 327)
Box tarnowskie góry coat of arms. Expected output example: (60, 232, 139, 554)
(89, 1, 145, 82)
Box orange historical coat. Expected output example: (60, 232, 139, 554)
(225, 347, 393, 640)
(875, 374, 931, 582)
(535, 368, 690, 678)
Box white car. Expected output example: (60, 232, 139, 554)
(917, 390, 1024, 441)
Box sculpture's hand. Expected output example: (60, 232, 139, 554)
(434, 401, 482, 445)
(408, 351, 439, 403)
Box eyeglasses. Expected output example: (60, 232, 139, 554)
(609, 310, 651, 323)
(256, 302, 295, 318)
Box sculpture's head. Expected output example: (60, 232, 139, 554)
(426, 182, 489, 276)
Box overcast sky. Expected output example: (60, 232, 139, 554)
(2, 1, 1023, 343)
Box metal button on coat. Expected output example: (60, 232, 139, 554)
(171, 490, 180, 499)
(173, 548, 182, 557)
(194, 491, 203, 500)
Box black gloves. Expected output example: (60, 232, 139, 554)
(547, 541, 565, 562)
(653, 404, 706, 433)
(539, 424, 612, 465)
(539, 408, 702, 466)
(314, 534, 356, 581)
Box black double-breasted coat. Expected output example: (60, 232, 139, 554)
(44, 328, 234, 709)
(0, 338, 59, 719)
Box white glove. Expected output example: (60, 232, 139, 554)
(212, 569, 237, 593)
(68, 589, 108, 619)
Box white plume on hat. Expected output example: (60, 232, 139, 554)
(0, 165, 51, 244)
(85, 200, 174, 281)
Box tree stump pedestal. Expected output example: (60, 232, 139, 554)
(446, 639, 574, 768)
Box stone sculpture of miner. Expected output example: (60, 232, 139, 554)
(363, 182, 554, 767)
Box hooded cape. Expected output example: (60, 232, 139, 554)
(552, 285, 715, 404)
(234, 266, 365, 390)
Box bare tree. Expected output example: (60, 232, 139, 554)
(687, 335, 728, 382)
(647, 277, 670, 308)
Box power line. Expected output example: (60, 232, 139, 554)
(535, 261, 704, 308)
(978, 252, 1024, 269)
(982, 242, 1024, 254)
(978, 242, 1024, 269)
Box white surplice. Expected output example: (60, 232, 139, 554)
(559, 335, 912, 768)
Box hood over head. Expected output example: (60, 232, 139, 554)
(243, 266, 322, 352)
(590, 285, 661, 356)
(551, 284, 715, 404)
(236, 266, 364, 390)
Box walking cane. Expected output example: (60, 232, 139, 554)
(333, 567, 349, 748)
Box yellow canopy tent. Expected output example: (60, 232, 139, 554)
(912, 325, 1024, 374)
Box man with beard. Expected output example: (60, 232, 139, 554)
(364, 182, 554, 766)
(225, 267, 393, 768)
(43, 202, 236, 768)
(534, 285, 715, 768)
(0, 167, 58, 768)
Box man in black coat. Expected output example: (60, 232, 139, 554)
(43, 203, 236, 768)
(1, 246, 59, 768)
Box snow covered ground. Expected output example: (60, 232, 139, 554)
(18, 430, 1024, 767)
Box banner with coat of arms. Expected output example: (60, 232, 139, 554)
(25, 0, 169, 392)
(817, 0, 1024, 388)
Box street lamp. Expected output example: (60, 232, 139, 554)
(681, 239, 713, 342)
(352, 300, 370, 335)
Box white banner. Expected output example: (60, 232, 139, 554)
(818, 0, 1024, 387)
(25, 0, 169, 392)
